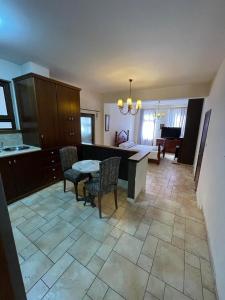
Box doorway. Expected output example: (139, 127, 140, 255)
(194, 109, 211, 189)
(80, 113, 95, 144)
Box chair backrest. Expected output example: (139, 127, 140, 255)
(99, 157, 121, 193)
(59, 146, 78, 172)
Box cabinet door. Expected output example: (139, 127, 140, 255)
(13, 152, 43, 197)
(0, 158, 17, 203)
(35, 78, 58, 148)
(57, 85, 81, 146)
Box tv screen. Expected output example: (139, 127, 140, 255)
(161, 127, 181, 138)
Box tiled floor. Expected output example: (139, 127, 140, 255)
(8, 155, 217, 300)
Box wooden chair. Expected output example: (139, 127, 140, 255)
(59, 146, 89, 200)
(84, 157, 121, 218)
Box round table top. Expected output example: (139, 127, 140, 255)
(72, 160, 100, 173)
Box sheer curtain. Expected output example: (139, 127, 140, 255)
(138, 109, 156, 145)
(167, 107, 187, 137)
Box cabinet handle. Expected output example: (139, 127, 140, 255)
(14, 159, 16, 164)
(51, 151, 54, 154)
(53, 176, 56, 179)
(52, 168, 55, 171)
(69, 132, 75, 136)
(41, 134, 44, 139)
(8, 160, 12, 165)
(51, 160, 55, 163)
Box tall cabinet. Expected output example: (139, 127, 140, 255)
(14, 73, 81, 148)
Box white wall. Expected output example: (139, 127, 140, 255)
(196, 58, 225, 299)
(80, 89, 103, 144)
(104, 103, 136, 146)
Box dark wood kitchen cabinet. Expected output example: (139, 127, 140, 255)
(0, 149, 62, 204)
(0, 152, 42, 204)
(57, 85, 81, 146)
(14, 73, 81, 149)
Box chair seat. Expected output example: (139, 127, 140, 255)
(64, 169, 88, 183)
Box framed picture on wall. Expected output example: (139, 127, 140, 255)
(105, 114, 110, 131)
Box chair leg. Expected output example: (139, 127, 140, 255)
(63, 179, 66, 192)
(98, 194, 102, 218)
(114, 188, 118, 210)
(83, 186, 87, 206)
(74, 183, 78, 201)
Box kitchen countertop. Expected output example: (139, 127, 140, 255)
(0, 145, 41, 158)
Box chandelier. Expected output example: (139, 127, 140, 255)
(117, 79, 142, 115)
(154, 100, 166, 119)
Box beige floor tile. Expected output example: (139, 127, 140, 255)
(185, 233, 210, 261)
(27, 280, 49, 300)
(202, 288, 217, 300)
(142, 234, 158, 258)
(35, 221, 74, 255)
(87, 277, 108, 300)
(20, 243, 39, 260)
(184, 263, 203, 300)
(69, 228, 83, 241)
(68, 233, 101, 265)
(149, 220, 173, 242)
(40, 216, 62, 233)
(110, 227, 123, 239)
(17, 214, 47, 236)
(20, 251, 53, 292)
(96, 236, 117, 260)
(116, 212, 141, 235)
(185, 251, 200, 269)
(47, 236, 74, 263)
(79, 216, 113, 242)
(9, 203, 34, 222)
(99, 251, 148, 300)
(186, 219, 207, 240)
(42, 253, 74, 288)
(42, 260, 95, 300)
(87, 255, 105, 275)
(144, 291, 158, 300)
(12, 227, 31, 253)
(200, 259, 215, 292)
(146, 207, 175, 226)
(114, 232, 143, 263)
(173, 222, 185, 239)
(137, 254, 153, 272)
(152, 240, 184, 292)
(103, 288, 125, 300)
(147, 275, 165, 300)
(28, 229, 43, 243)
(164, 285, 192, 300)
(172, 235, 185, 250)
(135, 223, 150, 241)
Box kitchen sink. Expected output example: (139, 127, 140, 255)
(3, 145, 30, 152)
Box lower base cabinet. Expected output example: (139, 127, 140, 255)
(0, 148, 62, 204)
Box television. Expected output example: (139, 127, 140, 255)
(161, 127, 181, 139)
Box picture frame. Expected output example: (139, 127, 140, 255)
(105, 114, 110, 131)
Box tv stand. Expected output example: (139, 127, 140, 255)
(156, 138, 183, 154)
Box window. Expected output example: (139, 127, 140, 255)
(0, 80, 15, 130)
(167, 107, 187, 137)
(139, 109, 156, 145)
(80, 113, 95, 144)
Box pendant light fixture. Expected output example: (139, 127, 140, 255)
(117, 79, 142, 115)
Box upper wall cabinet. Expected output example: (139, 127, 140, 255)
(14, 73, 81, 149)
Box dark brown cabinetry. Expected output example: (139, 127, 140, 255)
(0, 149, 62, 204)
(57, 85, 81, 146)
(14, 73, 81, 149)
(178, 98, 204, 165)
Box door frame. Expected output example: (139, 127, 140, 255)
(80, 113, 95, 144)
(194, 109, 211, 189)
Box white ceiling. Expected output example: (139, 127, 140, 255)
(1, 0, 225, 93)
(142, 99, 188, 107)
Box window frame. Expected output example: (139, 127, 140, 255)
(0, 79, 16, 131)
